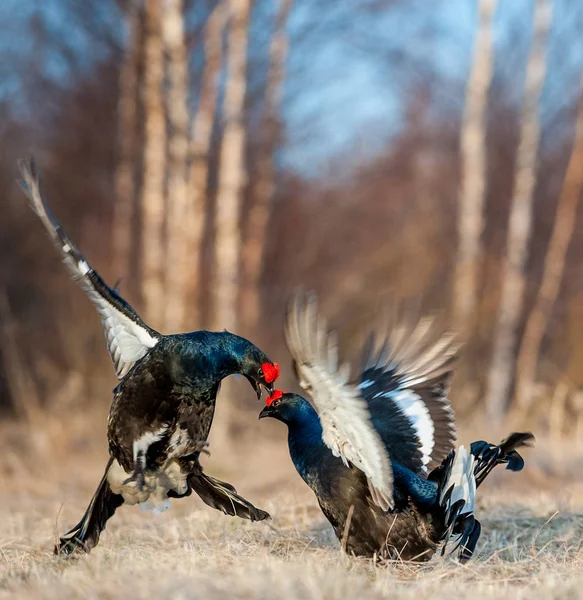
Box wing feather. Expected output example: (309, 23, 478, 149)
(285, 292, 394, 511)
(17, 159, 160, 379)
(360, 310, 460, 472)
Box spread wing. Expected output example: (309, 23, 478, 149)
(359, 311, 459, 475)
(17, 159, 161, 379)
(285, 292, 394, 511)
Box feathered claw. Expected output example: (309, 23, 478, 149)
(122, 466, 150, 493)
(55, 458, 124, 557)
(196, 440, 211, 454)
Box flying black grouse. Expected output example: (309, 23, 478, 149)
(17, 160, 280, 555)
(260, 293, 533, 562)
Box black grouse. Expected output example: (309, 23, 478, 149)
(17, 160, 280, 555)
(260, 293, 533, 563)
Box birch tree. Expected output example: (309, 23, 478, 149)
(184, 3, 228, 328)
(141, 0, 167, 325)
(163, 0, 190, 332)
(515, 75, 583, 412)
(241, 0, 293, 335)
(213, 0, 252, 333)
(484, 0, 553, 426)
(453, 0, 497, 333)
(112, 0, 140, 282)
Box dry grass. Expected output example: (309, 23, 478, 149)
(2, 411, 583, 599)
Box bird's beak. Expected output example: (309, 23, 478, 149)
(259, 405, 272, 420)
(246, 376, 262, 400)
(246, 376, 273, 401)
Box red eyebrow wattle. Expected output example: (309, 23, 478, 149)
(266, 389, 284, 406)
(262, 362, 280, 383)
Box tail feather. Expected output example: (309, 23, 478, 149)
(55, 458, 123, 556)
(434, 431, 534, 563)
(439, 446, 476, 520)
(436, 446, 480, 563)
(471, 431, 534, 488)
(188, 473, 270, 522)
(455, 515, 481, 563)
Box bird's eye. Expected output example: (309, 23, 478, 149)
(271, 400, 280, 407)
(258, 368, 264, 378)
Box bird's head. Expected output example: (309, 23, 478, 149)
(215, 332, 280, 400)
(259, 390, 315, 424)
(240, 350, 280, 400)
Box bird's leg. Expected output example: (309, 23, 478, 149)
(194, 440, 211, 456)
(167, 442, 210, 499)
(122, 465, 150, 492)
(180, 441, 210, 477)
(122, 448, 152, 492)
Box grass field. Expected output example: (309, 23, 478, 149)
(2, 410, 583, 599)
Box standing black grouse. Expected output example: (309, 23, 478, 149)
(17, 160, 279, 555)
(260, 293, 533, 562)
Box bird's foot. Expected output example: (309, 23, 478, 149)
(54, 536, 88, 557)
(194, 440, 210, 456)
(122, 468, 150, 492)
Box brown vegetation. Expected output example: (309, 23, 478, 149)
(1, 410, 582, 598)
(2, 1, 583, 593)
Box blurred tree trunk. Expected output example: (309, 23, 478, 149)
(141, 0, 167, 326)
(453, 0, 497, 333)
(113, 0, 140, 284)
(213, 0, 251, 333)
(184, 3, 228, 329)
(484, 0, 553, 427)
(515, 76, 583, 413)
(163, 0, 190, 332)
(241, 0, 292, 336)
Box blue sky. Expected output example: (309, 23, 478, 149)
(1, 0, 583, 178)
(281, 0, 583, 176)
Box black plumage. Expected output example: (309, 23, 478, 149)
(262, 400, 533, 562)
(17, 160, 277, 555)
(260, 293, 534, 562)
